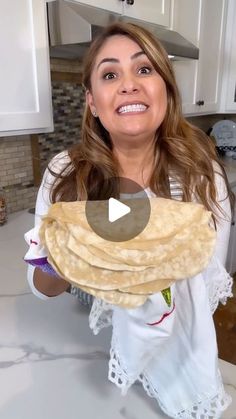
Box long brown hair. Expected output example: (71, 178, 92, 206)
(49, 22, 234, 221)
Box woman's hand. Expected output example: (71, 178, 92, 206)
(33, 268, 70, 297)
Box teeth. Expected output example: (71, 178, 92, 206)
(118, 104, 147, 113)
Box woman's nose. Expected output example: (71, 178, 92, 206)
(118, 75, 139, 94)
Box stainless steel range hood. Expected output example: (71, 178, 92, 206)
(47, 1, 199, 61)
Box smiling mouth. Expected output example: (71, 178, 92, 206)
(117, 103, 148, 114)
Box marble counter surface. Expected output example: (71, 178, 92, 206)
(1, 210, 236, 419)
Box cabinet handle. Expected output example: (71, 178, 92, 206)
(196, 100, 205, 106)
(126, 0, 135, 4)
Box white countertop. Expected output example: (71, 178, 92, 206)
(1, 211, 236, 419)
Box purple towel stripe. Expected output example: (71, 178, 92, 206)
(24, 257, 48, 267)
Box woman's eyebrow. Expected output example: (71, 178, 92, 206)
(96, 51, 146, 70)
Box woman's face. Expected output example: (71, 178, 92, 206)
(86, 35, 168, 144)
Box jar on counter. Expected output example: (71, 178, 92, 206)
(0, 188, 7, 225)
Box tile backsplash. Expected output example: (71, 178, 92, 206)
(0, 136, 37, 213)
(0, 57, 235, 214)
(38, 80, 84, 176)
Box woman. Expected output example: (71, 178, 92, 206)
(25, 22, 234, 417)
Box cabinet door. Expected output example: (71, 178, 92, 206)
(123, 0, 171, 27)
(195, 0, 226, 114)
(219, 0, 236, 113)
(0, 0, 53, 136)
(172, 0, 226, 116)
(71, 0, 122, 14)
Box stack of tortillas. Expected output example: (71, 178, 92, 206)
(39, 198, 216, 308)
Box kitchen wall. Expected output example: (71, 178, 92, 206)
(0, 58, 235, 214)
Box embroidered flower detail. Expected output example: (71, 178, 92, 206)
(161, 287, 172, 307)
(146, 300, 176, 326)
(30, 239, 38, 245)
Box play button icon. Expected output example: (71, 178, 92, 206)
(108, 198, 131, 222)
(85, 177, 151, 242)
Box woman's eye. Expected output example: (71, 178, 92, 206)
(103, 72, 116, 80)
(138, 66, 152, 74)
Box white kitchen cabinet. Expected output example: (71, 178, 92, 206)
(219, 0, 236, 113)
(123, 0, 172, 27)
(172, 0, 226, 116)
(0, 0, 53, 137)
(226, 185, 236, 275)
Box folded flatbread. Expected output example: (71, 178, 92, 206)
(39, 198, 216, 308)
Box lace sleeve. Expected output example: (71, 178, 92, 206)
(25, 151, 70, 300)
(212, 163, 232, 266)
(204, 163, 233, 312)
